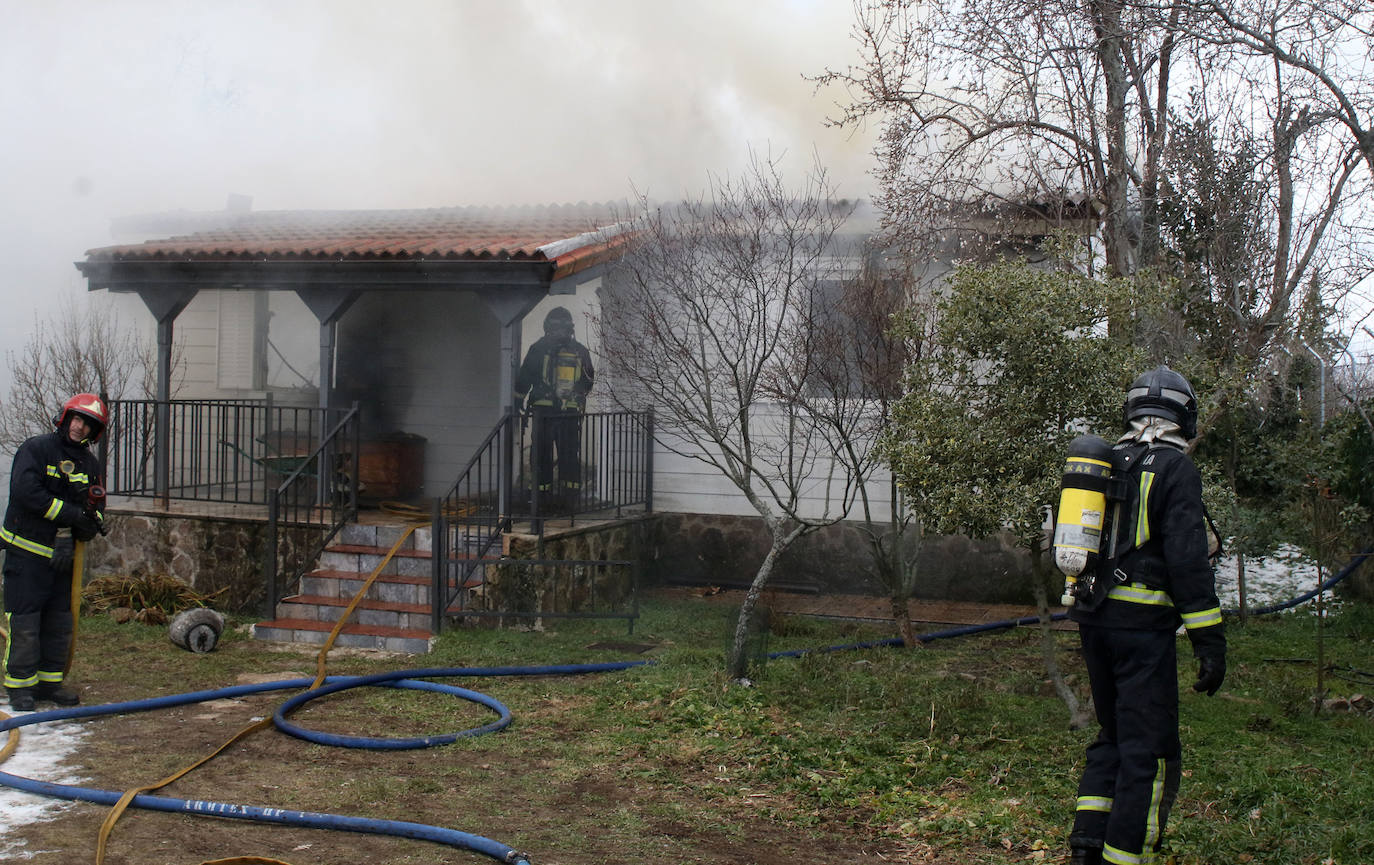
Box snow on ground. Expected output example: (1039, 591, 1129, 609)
(0, 711, 89, 860)
(1213, 544, 1324, 610)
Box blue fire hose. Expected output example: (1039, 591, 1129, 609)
(0, 663, 649, 865)
(768, 547, 1374, 658)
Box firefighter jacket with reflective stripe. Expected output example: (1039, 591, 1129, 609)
(2, 431, 102, 559)
(515, 335, 595, 411)
(1068, 444, 1225, 659)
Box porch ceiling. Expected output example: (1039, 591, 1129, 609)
(76, 203, 633, 291)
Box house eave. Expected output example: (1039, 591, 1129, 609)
(74, 258, 559, 293)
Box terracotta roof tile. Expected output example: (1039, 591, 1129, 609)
(84, 203, 632, 268)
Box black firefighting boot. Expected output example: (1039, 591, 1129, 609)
(1069, 844, 1103, 865)
(5, 688, 36, 712)
(34, 681, 80, 707)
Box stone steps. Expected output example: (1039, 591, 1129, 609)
(253, 522, 486, 654)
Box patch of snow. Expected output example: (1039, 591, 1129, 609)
(1214, 544, 1334, 610)
(0, 712, 90, 858)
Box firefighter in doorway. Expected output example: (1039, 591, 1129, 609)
(1066, 366, 1226, 865)
(514, 307, 594, 512)
(3, 393, 107, 712)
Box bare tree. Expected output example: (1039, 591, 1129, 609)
(817, 0, 1374, 401)
(802, 251, 925, 646)
(0, 293, 167, 455)
(598, 154, 861, 678)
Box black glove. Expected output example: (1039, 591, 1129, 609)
(73, 512, 101, 542)
(51, 547, 74, 577)
(1193, 654, 1226, 696)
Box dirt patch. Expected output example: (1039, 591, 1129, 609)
(0, 643, 985, 865)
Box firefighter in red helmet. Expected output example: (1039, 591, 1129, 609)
(3, 393, 107, 712)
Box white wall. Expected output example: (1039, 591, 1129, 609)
(335, 289, 503, 496)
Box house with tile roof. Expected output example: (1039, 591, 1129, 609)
(74, 203, 660, 648)
(70, 198, 1095, 650)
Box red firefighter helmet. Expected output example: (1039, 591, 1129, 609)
(53, 393, 109, 442)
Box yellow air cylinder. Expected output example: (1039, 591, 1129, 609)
(1052, 435, 1114, 605)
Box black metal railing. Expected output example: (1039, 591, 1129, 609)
(430, 408, 654, 631)
(263, 404, 361, 615)
(430, 413, 515, 631)
(516, 408, 656, 524)
(105, 397, 356, 506)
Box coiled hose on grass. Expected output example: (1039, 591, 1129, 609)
(1, 548, 1368, 864)
(0, 663, 648, 865)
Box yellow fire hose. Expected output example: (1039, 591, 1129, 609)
(66, 539, 84, 677)
(93, 525, 421, 865)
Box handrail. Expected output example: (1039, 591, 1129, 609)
(263, 404, 361, 617)
(430, 408, 655, 631)
(431, 413, 514, 631)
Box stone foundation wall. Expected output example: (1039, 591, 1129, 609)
(84, 513, 326, 613)
(510, 512, 1054, 605)
(500, 516, 655, 616)
(644, 512, 1053, 604)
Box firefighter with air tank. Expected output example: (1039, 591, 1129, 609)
(514, 307, 594, 512)
(3, 393, 108, 712)
(1053, 366, 1226, 865)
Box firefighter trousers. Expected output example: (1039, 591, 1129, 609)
(3, 545, 75, 689)
(530, 407, 583, 497)
(1072, 625, 1181, 865)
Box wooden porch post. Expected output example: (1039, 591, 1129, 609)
(482, 291, 544, 524)
(135, 286, 197, 506)
(294, 287, 361, 412)
(295, 287, 360, 507)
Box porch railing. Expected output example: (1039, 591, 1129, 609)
(263, 405, 361, 615)
(431, 408, 654, 631)
(104, 397, 356, 506)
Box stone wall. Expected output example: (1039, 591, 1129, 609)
(507, 511, 1055, 605)
(499, 516, 655, 617)
(644, 512, 1054, 604)
(84, 513, 326, 613)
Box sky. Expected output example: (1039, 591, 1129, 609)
(0, 0, 878, 394)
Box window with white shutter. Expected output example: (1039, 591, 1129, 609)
(216, 290, 267, 390)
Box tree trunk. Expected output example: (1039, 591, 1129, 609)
(1031, 539, 1094, 729)
(727, 526, 797, 679)
(1090, 0, 1134, 280)
(891, 593, 919, 648)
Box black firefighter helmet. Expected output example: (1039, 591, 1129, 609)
(543, 306, 575, 340)
(1123, 365, 1197, 439)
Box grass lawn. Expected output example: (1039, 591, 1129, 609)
(3, 593, 1373, 864)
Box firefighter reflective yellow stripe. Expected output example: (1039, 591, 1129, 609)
(36, 670, 63, 684)
(66, 472, 90, 484)
(1144, 757, 1165, 852)
(3, 616, 39, 688)
(1106, 582, 1173, 607)
(1076, 795, 1113, 813)
(1181, 606, 1223, 629)
(0, 526, 54, 557)
(44, 498, 64, 521)
(1134, 471, 1156, 547)
(1103, 843, 1154, 864)
(46, 465, 62, 479)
